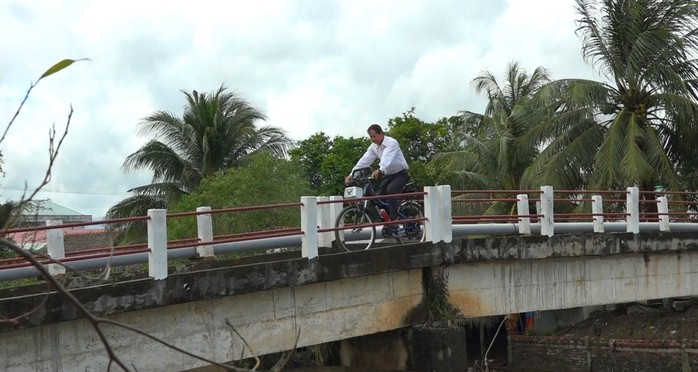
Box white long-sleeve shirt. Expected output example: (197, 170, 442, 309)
(351, 135, 409, 175)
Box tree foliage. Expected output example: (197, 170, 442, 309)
(290, 111, 461, 195)
(106, 86, 291, 243)
(289, 132, 332, 191)
(290, 134, 369, 196)
(430, 62, 551, 195)
(386, 108, 463, 187)
(523, 0, 698, 192)
(167, 152, 311, 240)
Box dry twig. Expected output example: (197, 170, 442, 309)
(0, 59, 300, 372)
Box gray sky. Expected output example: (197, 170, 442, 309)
(0, 0, 599, 219)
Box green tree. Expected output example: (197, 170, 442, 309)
(319, 136, 371, 195)
(427, 62, 551, 216)
(430, 62, 551, 192)
(290, 134, 369, 196)
(107, 86, 291, 243)
(523, 0, 698, 193)
(289, 132, 332, 191)
(386, 108, 463, 187)
(167, 152, 311, 240)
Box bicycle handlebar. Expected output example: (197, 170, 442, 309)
(347, 167, 376, 185)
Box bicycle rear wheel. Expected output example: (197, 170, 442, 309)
(335, 205, 376, 251)
(399, 201, 426, 242)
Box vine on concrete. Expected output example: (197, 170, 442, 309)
(405, 266, 462, 326)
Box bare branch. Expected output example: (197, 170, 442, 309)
(18, 107, 72, 206)
(0, 244, 277, 371)
(227, 319, 261, 370)
(1, 60, 298, 371)
(98, 318, 246, 371)
(270, 329, 301, 372)
(0, 283, 50, 325)
(0, 238, 130, 370)
(2, 57, 87, 146)
(2, 81, 38, 145)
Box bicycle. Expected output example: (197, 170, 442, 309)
(335, 167, 425, 251)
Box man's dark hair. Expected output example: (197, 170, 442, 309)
(367, 124, 383, 134)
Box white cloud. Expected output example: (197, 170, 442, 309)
(0, 0, 600, 218)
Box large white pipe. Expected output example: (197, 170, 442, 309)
(2, 222, 697, 282)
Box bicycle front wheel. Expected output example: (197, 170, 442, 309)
(335, 205, 376, 251)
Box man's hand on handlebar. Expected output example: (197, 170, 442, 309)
(345, 167, 381, 185)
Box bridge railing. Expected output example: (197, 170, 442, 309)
(2, 186, 698, 283)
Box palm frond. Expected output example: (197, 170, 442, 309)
(619, 113, 653, 184)
(122, 140, 196, 186)
(522, 118, 604, 189)
(110, 86, 292, 238)
(127, 182, 188, 200)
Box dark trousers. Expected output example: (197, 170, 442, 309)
(377, 170, 409, 220)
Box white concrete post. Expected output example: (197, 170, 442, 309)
(301, 196, 318, 259)
(147, 209, 168, 280)
(591, 195, 604, 233)
(329, 195, 344, 244)
(439, 185, 452, 243)
(657, 196, 670, 232)
(316, 196, 332, 248)
(424, 186, 441, 243)
(540, 186, 554, 237)
(196, 206, 214, 258)
(517, 194, 531, 235)
(626, 187, 640, 234)
(46, 220, 65, 276)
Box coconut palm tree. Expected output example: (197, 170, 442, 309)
(522, 0, 698, 193)
(430, 61, 550, 189)
(106, 86, 290, 242)
(429, 61, 550, 215)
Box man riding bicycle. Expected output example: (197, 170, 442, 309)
(345, 124, 410, 224)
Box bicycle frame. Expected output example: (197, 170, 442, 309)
(345, 168, 417, 224)
(337, 167, 425, 250)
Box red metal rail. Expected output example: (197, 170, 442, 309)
(0, 215, 150, 234)
(5, 188, 698, 271)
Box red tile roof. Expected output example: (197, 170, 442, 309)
(7, 228, 108, 244)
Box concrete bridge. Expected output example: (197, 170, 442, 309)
(1, 229, 697, 371)
(0, 187, 698, 371)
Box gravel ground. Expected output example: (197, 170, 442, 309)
(558, 301, 698, 340)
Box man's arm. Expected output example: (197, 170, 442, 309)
(351, 147, 377, 173)
(345, 146, 377, 183)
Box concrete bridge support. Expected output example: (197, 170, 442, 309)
(0, 269, 424, 371)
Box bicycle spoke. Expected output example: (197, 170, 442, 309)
(335, 205, 375, 251)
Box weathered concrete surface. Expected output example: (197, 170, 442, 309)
(0, 268, 424, 371)
(447, 232, 698, 317)
(1, 232, 697, 370)
(0, 242, 444, 328)
(0, 244, 439, 371)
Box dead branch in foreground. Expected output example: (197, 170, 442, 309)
(0, 60, 299, 371)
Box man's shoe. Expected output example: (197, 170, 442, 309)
(387, 224, 400, 234)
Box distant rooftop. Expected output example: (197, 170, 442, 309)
(24, 200, 85, 217)
(16, 200, 92, 226)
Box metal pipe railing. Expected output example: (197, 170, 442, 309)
(3, 218, 698, 283)
(5, 185, 698, 283)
